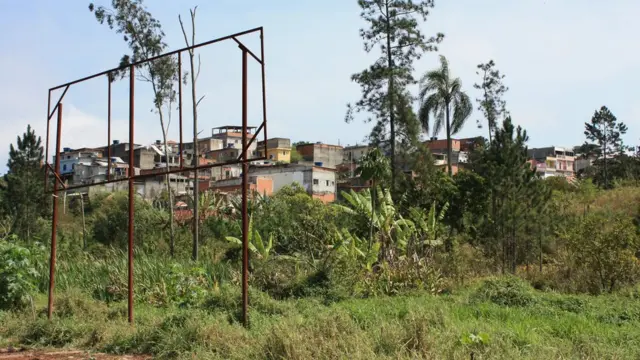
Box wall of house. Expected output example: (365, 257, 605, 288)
(304, 169, 336, 196)
(317, 147, 343, 168)
(343, 146, 369, 163)
(213, 132, 258, 153)
(266, 170, 306, 193)
(266, 148, 290, 162)
(136, 149, 156, 170)
(107, 143, 131, 160)
(59, 154, 78, 175)
(249, 166, 306, 193)
(297, 144, 344, 169)
(57, 151, 101, 175)
(426, 139, 461, 153)
(210, 176, 273, 196)
(212, 164, 242, 181)
(140, 176, 193, 199)
(313, 193, 335, 203)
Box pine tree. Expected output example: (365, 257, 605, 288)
(3, 125, 46, 241)
(347, 0, 444, 193)
(583, 106, 628, 188)
(472, 118, 548, 273)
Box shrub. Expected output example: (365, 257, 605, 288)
(253, 184, 342, 257)
(565, 212, 640, 293)
(471, 277, 537, 307)
(0, 239, 39, 310)
(90, 192, 167, 250)
(365, 257, 445, 297)
(547, 295, 588, 313)
(163, 264, 209, 308)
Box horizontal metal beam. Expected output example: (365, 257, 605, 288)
(46, 154, 268, 194)
(50, 27, 263, 91)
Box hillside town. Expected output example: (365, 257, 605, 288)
(53, 124, 595, 209)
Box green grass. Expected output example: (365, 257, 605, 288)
(2, 280, 640, 359)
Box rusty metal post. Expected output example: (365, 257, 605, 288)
(107, 75, 112, 181)
(241, 48, 249, 328)
(178, 53, 184, 169)
(44, 91, 51, 191)
(260, 28, 268, 154)
(127, 65, 135, 324)
(47, 102, 63, 319)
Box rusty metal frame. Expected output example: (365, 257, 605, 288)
(44, 27, 268, 327)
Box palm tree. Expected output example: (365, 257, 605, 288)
(418, 55, 473, 175)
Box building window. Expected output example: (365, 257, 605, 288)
(282, 151, 286, 156)
(326, 180, 330, 186)
(72, 164, 75, 169)
(63, 164, 67, 171)
(313, 179, 319, 185)
(331, 181, 335, 186)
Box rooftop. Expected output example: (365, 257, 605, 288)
(296, 142, 343, 149)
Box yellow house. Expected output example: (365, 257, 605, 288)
(256, 138, 291, 163)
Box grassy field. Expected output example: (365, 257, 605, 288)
(2, 277, 640, 360)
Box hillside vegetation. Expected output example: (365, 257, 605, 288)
(1, 184, 640, 359)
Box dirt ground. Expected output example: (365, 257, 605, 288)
(0, 348, 149, 360)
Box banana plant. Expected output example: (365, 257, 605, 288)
(229, 191, 269, 219)
(336, 187, 413, 261)
(330, 228, 379, 271)
(405, 202, 449, 256)
(225, 215, 273, 261)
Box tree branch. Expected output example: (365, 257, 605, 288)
(196, 53, 202, 81)
(178, 14, 192, 52)
(196, 95, 205, 108)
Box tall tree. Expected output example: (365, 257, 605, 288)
(3, 125, 46, 242)
(583, 106, 628, 188)
(472, 117, 549, 273)
(473, 60, 508, 143)
(418, 55, 473, 175)
(89, 0, 180, 256)
(346, 0, 444, 193)
(179, 6, 205, 261)
(356, 147, 390, 248)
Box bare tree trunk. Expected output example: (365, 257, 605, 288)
(369, 180, 375, 251)
(445, 104, 453, 176)
(159, 112, 175, 257)
(384, 0, 396, 195)
(538, 224, 543, 273)
(180, 7, 202, 262)
(80, 194, 86, 250)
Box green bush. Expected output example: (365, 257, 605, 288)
(253, 184, 343, 257)
(90, 192, 168, 250)
(0, 239, 39, 310)
(163, 264, 209, 308)
(565, 212, 640, 293)
(471, 277, 537, 307)
(547, 295, 588, 313)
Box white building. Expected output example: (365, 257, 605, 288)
(54, 148, 103, 176)
(72, 157, 131, 185)
(250, 164, 337, 203)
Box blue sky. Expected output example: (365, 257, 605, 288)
(1, 0, 639, 171)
